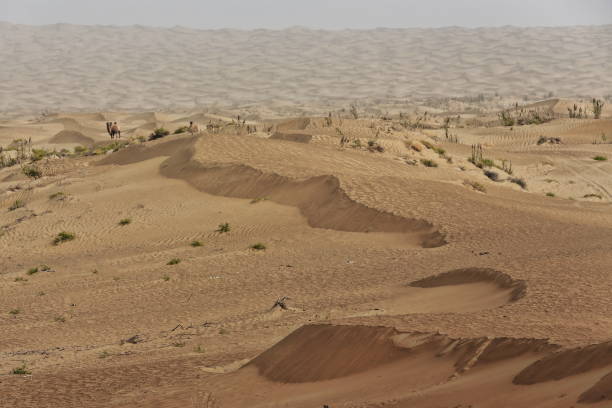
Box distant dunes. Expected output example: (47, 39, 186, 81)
(0, 23, 611, 114)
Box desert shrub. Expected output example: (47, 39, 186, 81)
(9, 308, 21, 315)
(250, 197, 267, 204)
(583, 193, 602, 199)
(74, 145, 88, 154)
(545, 192, 555, 197)
(11, 365, 31, 375)
(167, 258, 181, 265)
(592, 98, 604, 119)
(174, 126, 190, 134)
(8, 200, 24, 211)
(14, 277, 27, 282)
(250, 243, 266, 251)
(216, 223, 230, 233)
(190, 240, 203, 247)
(463, 180, 486, 193)
(53, 231, 75, 245)
(421, 140, 434, 150)
(31, 148, 50, 161)
(40, 264, 51, 271)
(22, 166, 42, 179)
(162, 275, 170, 281)
(49, 192, 66, 200)
(593, 155, 607, 161)
(54, 316, 66, 323)
(499, 110, 515, 126)
(351, 139, 362, 148)
(420, 159, 438, 168)
(149, 128, 170, 141)
(26, 267, 39, 275)
(367, 140, 384, 153)
(118, 218, 132, 226)
(510, 177, 527, 189)
(484, 170, 499, 181)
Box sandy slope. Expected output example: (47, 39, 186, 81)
(0, 23, 611, 116)
(1, 107, 612, 407)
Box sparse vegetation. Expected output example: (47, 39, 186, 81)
(510, 177, 527, 189)
(499, 105, 554, 126)
(118, 218, 132, 225)
(593, 155, 607, 161)
(190, 240, 203, 247)
(537, 136, 562, 145)
(54, 315, 66, 323)
(22, 166, 42, 179)
(583, 193, 602, 199)
(463, 180, 486, 193)
(172, 342, 186, 348)
(8, 200, 25, 211)
(174, 126, 190, 134)
(162, 275, 171, 281)
(31, 148, 50, 161)
(484, 170, 499, 181)
(11, 365, 31, 375)
(167, 258, 181, 265)
(194, 345, 205, 353)
(546, 192, 556, 197)
(216, 223, 230, 233)
(14, 277, 28, 282)
(420, 159, 438, 168)
(250, 243, 266, 251)
(49, 192, 66, 200)
(592, 99, 604, 119)
(9, 308, 21, 315)
(250, 197, 267, 204)
(53, 231, 75, 245)
(99, 351, 111, 359)
(27, 267, 39, 275)
(149, 128, 170, 141)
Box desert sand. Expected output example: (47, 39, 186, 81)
(1, 24, 612, 408)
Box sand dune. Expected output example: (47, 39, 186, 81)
(1, 23, 611, 116)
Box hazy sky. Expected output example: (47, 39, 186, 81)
(2, 0, 612, 29)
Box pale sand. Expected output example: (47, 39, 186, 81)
(1, 102, 612, 406)
(0, 23, 611, 116)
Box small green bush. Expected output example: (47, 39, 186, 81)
(49, 192, 66, 200)
(118, 218, 132, 226)
(174, 126, 190, 134)
(53, 231, 75, 245)
(216, 223, 230, 233)
(27, 267, 39, 275)
(149, 128, 170, 141)
(593, 155, 607, 161)
(167, 258, 181, 265)
(54, 316, 66, 323)
(162, 275, 170, 281)
(11, 365, 31, 375)
(250, 243, 266, 251)
(22, 166, 42, 179)
(510, 177, 527, 189)
(546, 192, 555, 197)
(420, 159, 438, 168)
(190, 240, 203, 247)
(31, 148, 50, 161)
(74, 146, 88, 154)
(583, 193, 602, 199)
(8, 200, 25, 211)
(9, 308, 21, 315)
(14, 277, 27, 282)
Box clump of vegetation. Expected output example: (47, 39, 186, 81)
(31, 148, 50, 161)
(11, 365, 31, 375)
(99, 351, 111, 359)
(420, 159, 438, 168)
(499, 104, 554, 126)
(8, 200, 25, 211)
(484, 170, 499, 181)
(463, 180, 486, 193)
(568, 104, 586, 119)
(190, 240, 203, 247)
(349, 104, 359, 119)
(250, 197, 267, 204)
(49, 192, 66, 200)
(545, 192, 556, 197)
(14, 277, 27, 282)
(366, 140, 385, 153)
(22, 166, 42, 179)
(537, 136, 562, 145)
(167, 258, 181, 265)
(593, 155, 607, 161)
(54, 316, 66, 323)
(118, 218, 132, 226)
(351, 139, 363, 149)
(9, 308, 21, 315)
(194, 345, 205, 353)
(149, 128, 170, 141)
(26, 267, 39, 275)
(74, 146, 88, 154)
(510, 177, 527, 189)
(583, 193, 602, 199)
(592, 98, 604, 119)
(162, 275, 171, 281)
(53, 231, 75, 245)
(216, 223, 230, 233)
(250, 243, 266, 251)
(174, 126, 190, 134)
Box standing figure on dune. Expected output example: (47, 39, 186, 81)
(188, 121, 200, 135)
(110, 122, 121, 139)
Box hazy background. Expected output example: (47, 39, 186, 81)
(2, 0, 612, 29)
